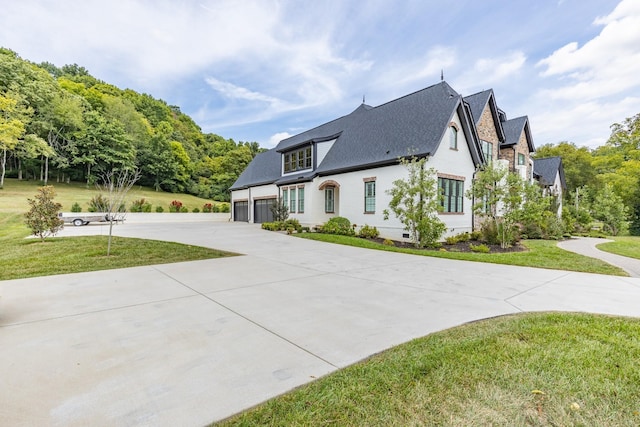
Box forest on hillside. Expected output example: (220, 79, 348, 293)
(533, 112, 640, 235)
(0, 48, 263, 201)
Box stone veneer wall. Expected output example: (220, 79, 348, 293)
(477, 105, 500, 161)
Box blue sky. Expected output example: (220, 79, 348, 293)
(1, 0, 639, 149)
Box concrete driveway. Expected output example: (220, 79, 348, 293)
(2, 221, 640, 426)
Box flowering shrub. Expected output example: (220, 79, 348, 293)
(169, 200, 183, 213)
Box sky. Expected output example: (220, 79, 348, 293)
(1, 0, 639, 150)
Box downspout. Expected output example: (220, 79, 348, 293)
(248, 187, 252, 223)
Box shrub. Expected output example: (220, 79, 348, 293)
(130, 198, 152, 213)
(180, 206, 189, 213)
(192, 207, 200, 213)
(469, 230, 482, 241)
(156, 206, 164, 213)
(202, 203, 213, 213)
(169, 200, 183, 213)
(88, 194, 109, 212)
(383, 238, 395, 246)
(284, 218, 301, 232)
(261, 222, 279, 231)
(71, 202, 82, 213)
(444, 235, 459, 245)
(24, 186, 64, 242)
(358, 224, 379, 239)
(321, 216, 355, 236)
(220, 203, 230, 213)
(470, 243, 490, 253)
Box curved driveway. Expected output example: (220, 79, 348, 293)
(2, 221, 640, 426)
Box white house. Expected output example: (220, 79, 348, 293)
(230, 81, 544, 241)
(533, 156, 567, 216)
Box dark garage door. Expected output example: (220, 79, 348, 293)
(233, 201, 248, 222)
(254, 198, 276, 223)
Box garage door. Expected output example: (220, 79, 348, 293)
(254, 198, 276, 223)
(233, 201, 248, 222)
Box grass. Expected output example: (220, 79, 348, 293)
(216, 312, 640, 426)
(297, 233, 627, 276)
(597, 236, 640, 260)
(0, 177, 224, 213)
(0, 212, 237, 281)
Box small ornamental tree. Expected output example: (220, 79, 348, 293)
(383, 156, 446, 247)
(24, 186, 64, 241)
(270, 196, 289, 222)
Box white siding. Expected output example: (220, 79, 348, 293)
(316, 139, 336, 167)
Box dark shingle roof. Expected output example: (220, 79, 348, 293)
(533, 156, 566, 188)
(464, 89, 505, 143)
(229, 149, 281, 190)
(502, 116, 535, 152)
(231, 81, 483, 189)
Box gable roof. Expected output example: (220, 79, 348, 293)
(230, 149, 281, 190)
(502, 115, 535, 152)
(232, 81, 484, 190)
(533, 156, 566, 189)
(464, 89, 506, 143)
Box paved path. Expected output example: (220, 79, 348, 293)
(2, 222, 640, 426)
(557, 237, 640, 278)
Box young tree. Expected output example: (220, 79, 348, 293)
(383, 156, 446, 247)
(270, 196, 289, 222)
(96, 168, 141, 255)
(591, 184, 628, 236)
(467, 162, 525, 248)
(24, 186, 64, 241)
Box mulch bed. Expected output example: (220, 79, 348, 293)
(370, 237, 528, 253)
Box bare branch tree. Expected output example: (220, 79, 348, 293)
(96, 168, 141, 256)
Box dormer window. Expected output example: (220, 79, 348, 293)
(284, 145, 312, 173)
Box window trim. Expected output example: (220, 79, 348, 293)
(481, 140, 493, 164)
(438, 176, 464, 214)
(297, 186, 305, 213)
(517, 153, 526, 166)
(449, 125, 458, 150)
(364, 180, 375, 213)
(325, 186, 335, 213)
(283, 144, 313, 174)
(289, 187, 296, 213)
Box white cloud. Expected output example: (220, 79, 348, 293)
(268, 132, 292, 148)
(454, 51, 526, 94)
(536, 0, 640, 100)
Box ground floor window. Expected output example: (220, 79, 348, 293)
(290, 188, 296, 213)
(282, 188, 288, 211)
(438, 177, 464, 213)
(364, 181, 375, 213)
(297, 187, 305, 213)
(325, 186, 334, 213)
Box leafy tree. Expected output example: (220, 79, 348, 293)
(270, 196, 289, 222)
(383, 156, 446, 247)
(467, 162, 525, 248)
(24, 185, 64, 241)
(591, 184, 628, 236)
(0, 93, 25, 188)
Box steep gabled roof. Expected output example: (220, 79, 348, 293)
(229, 149, 281, 190)
(231, 81, 484, 189)
(533, 156, 566, 189)
(464, 89, 506, 143)
(502, 115, 535, 152)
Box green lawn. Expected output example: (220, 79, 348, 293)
(297, 233, 627, 276)
(597, 236, 640, 260)
(0, 177, 225, 213)
(0, 212, 237, 281)
(216, 312, 640, 426)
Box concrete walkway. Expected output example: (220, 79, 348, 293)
(557, 237, 640, 278)
(2, 221, 640, 426)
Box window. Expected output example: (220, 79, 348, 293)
(482, 140, 493, 164)
(449, 126, 458, 150)
(283, 145, 312, 173)
(298, 187, 305, 213)
(518, 153, 525, 166)
(282, 188, 288, 210)
(325, 186, 334, 213)
(364, 181, 375, 213)
(290, 187, 296, 213)
(438, 177, 464, 213)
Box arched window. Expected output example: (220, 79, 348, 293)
(449, 126, 458, 150)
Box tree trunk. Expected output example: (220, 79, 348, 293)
(40, 155, 44, 181)
(0, 148, 6, 189)
(86, 163, 91, 187)
(18, 158, 22, 180)
(44, 156, 49, 186)
(107, 218, 114, 256)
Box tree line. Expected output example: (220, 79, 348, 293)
(0, 48, 263, 201)
(534, 113, 640, 235)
